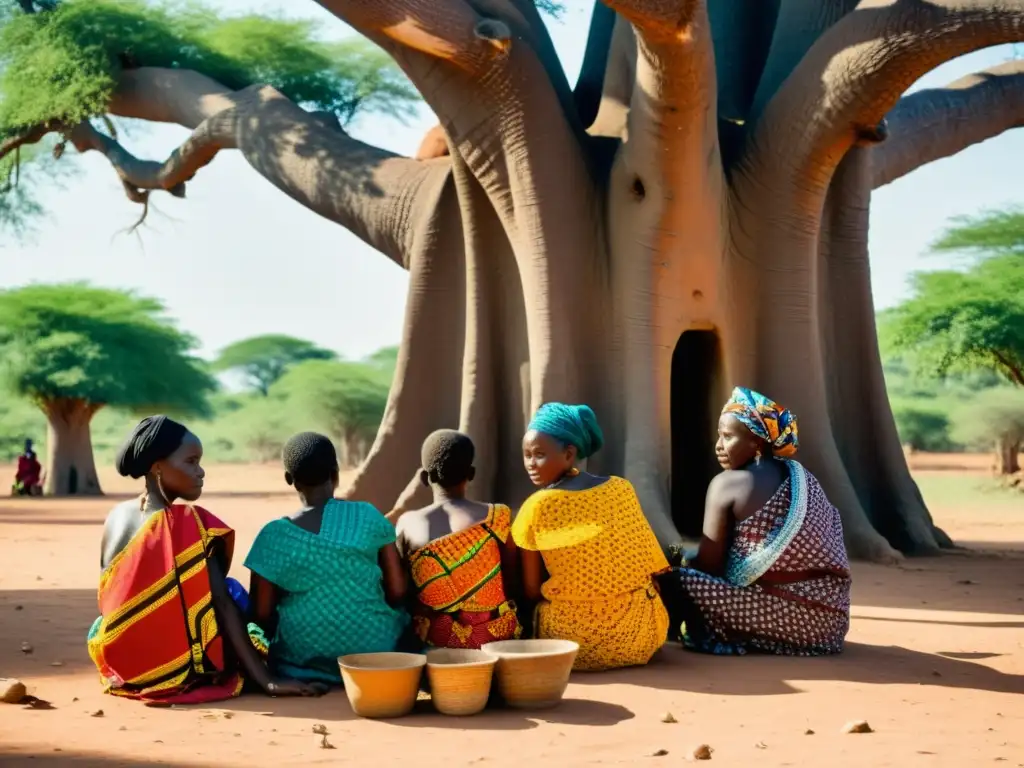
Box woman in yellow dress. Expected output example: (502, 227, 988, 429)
(511, 403, 670, 671)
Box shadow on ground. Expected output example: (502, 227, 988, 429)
(571, 640, 1024, 697)
(0, 751, 193, 767)
(1, 590, 97, 677)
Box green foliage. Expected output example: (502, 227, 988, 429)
(879, 251, 1024, 386)
(0, 0, 418, 138)
(890, 400, 954, 452)
(271, 359, 389, 448)
(932, 207, 1024, 256)
(0, 139, 76, 240)
(0, 282, 215, 415)
(363, 345, 398, 376)
(215, 395, 296, 462)
(214, 334, 336, 396)
(950, 388, 1024, 450)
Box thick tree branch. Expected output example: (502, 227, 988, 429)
(20, 67, 440, 267)
(600, 0, 698, 39)
(873, 61, 1024, 188)
(575, 1, 619, 129)
(313, 0, 512, 72)
(750, 0, 1024, 187)
(749, 0, 859, 120)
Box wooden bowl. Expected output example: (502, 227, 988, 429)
(337, 652, 426, 718)
(481, 639, 578, 710)
(425, 648, 497, 716)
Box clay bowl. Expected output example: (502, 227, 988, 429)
(337, 652, 426, 719)
(425, 648, 497, 716)
(480, 639, 578, 710)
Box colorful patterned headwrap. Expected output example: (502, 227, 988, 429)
(722, 387, 799, 458)
(527, 403, 605, 460)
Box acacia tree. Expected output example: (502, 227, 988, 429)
(0, 283, 215, 495)
(214, 334, 337, 395)
(5, 0, 1024, 558)
(273, 360, 390, 467)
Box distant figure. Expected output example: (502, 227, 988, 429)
(245, 432, 409, 684)
(396, 430, 522, 649)
(12, 439, 42, 497)
(89, 416, 325, 703)
(512, 403, 670, 671)
(657, 388, 852, 656)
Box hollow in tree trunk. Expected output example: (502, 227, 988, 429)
(42, 398, 102, 496)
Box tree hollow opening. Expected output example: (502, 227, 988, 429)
(671, 329, 723, 537)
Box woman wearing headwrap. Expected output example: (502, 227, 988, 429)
(511, 403, 670, 671)
(656, 387, 851, 656)
(88, 416, 326, 703)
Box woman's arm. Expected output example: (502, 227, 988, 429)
(500, 535, 522, 604)
(378, 543, 408, 608)
(689, 473, 738, 577)
(519, 549, 547, 602)
(207, 554, 325, 697)
(247, 571, 280, 636)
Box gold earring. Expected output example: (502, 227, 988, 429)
(755, 450, 762, 466)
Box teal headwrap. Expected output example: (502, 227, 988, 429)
(527, 403, 605, 460)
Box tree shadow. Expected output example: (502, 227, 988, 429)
(850, 554, 1024, 615)
(569, 642, 1024, 697)
(0, 750, 192, 767)
(1, 589, 98, 677)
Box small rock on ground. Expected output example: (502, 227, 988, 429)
(660, 712, 678, 724)
(842, 720, 874, 734)
(690, 744, 713, 761)
(1, 679, 27, 704)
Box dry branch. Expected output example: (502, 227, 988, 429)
(751, 0, 1024, 183)
(9, 67, 441, 267)
(873, 60, 1024, 188)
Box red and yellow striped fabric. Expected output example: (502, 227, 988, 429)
(88, 504, 244, 704)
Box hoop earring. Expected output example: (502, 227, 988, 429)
(155, 469, 169, 508)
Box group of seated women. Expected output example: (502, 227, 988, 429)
(86, 387, 851, 704)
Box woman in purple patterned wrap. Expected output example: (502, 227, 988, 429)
(656, 387, 851, 656)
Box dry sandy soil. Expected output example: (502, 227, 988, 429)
(1, 457, 1022, 767)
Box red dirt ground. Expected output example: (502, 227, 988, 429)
(1, 457, 1022, 767)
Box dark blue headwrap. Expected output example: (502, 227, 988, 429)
(527, 403, 604, 460)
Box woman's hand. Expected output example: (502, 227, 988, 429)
(266, 678, 330, 697)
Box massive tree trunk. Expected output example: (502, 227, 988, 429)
(41, 398, 102, 496)
(10, 0, 1024, 557)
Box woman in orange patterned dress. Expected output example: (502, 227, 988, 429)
(395, 430, 522, 649)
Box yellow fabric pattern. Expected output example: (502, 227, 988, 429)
(511, 476, 670, 671)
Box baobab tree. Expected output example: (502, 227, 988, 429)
(4, 0, 1024, 559)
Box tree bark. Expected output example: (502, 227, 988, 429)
(873, 61, 1024, 189)
(42, 399, 102, 497)
(995, 437, 1022, 475)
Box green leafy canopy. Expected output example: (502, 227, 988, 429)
(0, 282, 216, 415)
(0, 0, 420, 138)
(271, 359, 388, 441)
(214, 334, 337, 396)
(880, 209, 1024, 387)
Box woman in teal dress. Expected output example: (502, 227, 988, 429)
(245, 433, 409, 683)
